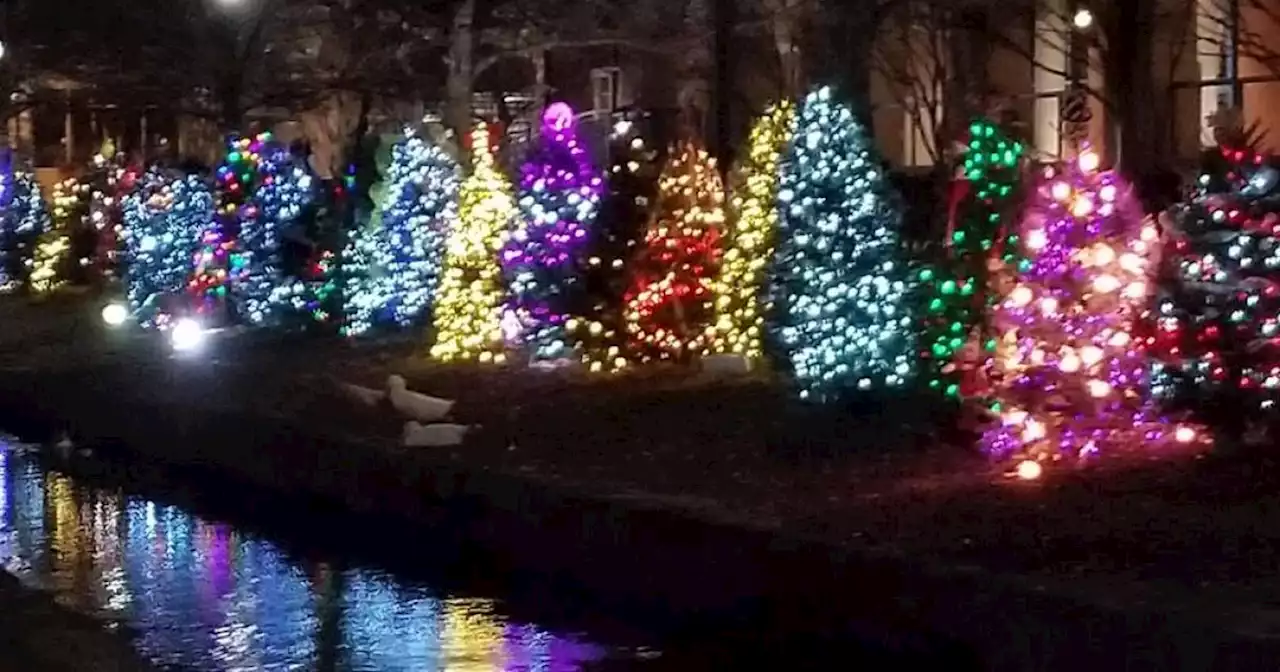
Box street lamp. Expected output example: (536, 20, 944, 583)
(0, 40, 7, 62)
(1072, 8, 1094, 30)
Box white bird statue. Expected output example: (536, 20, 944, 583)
(403, 421, 477, 447)
(386, 375, 455, 423)
(341, 382, 387, 407)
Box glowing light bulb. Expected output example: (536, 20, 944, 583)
(1093, 274, 1120, 293)
(1108, 332, 1130, 347)
(1015, 459, 1043, 480)
(1022, 420, 1046, 441)
(1080, 346, 1103, 366)
(1051, 181, 1071, 201)
(1078, 150, 1100, 173)
(1059, 353, 1081, 372)
(1071, 196, 1094, 217)
(1118, 252, 1143, 273)
(1093, 244, 1116, 266)
(1141, 225, 1158, 242)
(1087, 379, 1112, 398)
(1175, 426, 1197, 443)
(1026, 229, 1048, 250)
(1010, 286, 1033, 307)
(1039, 297, 1059, 314)
(1003, 410, 1029, 425)
(1099, 184, 1117, 202)
(1122, 281, 1147, 299)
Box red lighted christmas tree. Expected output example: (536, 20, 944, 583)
(622, 141, 724, 363)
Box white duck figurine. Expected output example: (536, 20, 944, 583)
(403, 421, 477, 447)
(387, 375, 455, 422)
(341, 382, 387, 407)
(54, 432, 74, 461)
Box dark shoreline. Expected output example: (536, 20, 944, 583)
(2, 359, 1277, 671)
(0, 559, 157, 672)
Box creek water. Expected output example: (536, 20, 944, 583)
(0, 444, 626, 671)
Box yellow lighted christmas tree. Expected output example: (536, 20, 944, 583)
(428, 123, 515, 364)
(710, 101, 795, 362)
(31, 177, 85, 294)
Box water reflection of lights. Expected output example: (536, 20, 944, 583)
(0, 447, 609, 670)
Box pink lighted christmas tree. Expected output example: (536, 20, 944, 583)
(981, 148, 1204, 471)
(502, 102, 604, 361)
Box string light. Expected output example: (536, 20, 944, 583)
(122, 168, 214, 328)
(503, 102, 604, 361)
(429, 123, 514, 364)
(710, 100, 795, 364)
(622, 140, 724, 363)
(569, 114, 658, 373)
(30, 177, 85, 294)
(342, 130, 459, 336)
(982, 148, 1205, 466)
(771, 85, 915, 401)
(919, 118, 1024, 398)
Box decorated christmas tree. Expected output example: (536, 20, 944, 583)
(981, 148, 1201, 467)
(622, 140, 724, 363)
(342, 130, 460, 336)
(503, 102, 604, 362)
(81, 142, 139, 284)
(1150, 124, 1280, 438)
(569, 114, 662, 373)
(189, 133, 314, 325)
(0, 154, 50, 293)
(428, 123, 515, 364)
(122, 168, 215, 328)
(710, 100, 795, 364)
(919, 118, 1026, 399)
(770, 86, 913, 401)
(30, 177, 87, 295)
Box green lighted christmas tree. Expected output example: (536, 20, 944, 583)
(919, 118, 1025, 399)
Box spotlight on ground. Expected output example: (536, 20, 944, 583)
(101, 302, 129, 327)
(170, 318, 206, 353)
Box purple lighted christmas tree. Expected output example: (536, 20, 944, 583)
(502, 102, 604, 361)
(980, 148, 1205, 474)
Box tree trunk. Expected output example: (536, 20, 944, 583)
(446, 0, 477, 167)
(765, 0, 802, 98)
(1105, 0, 1163, 176)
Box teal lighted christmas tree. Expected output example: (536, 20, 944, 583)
(342, 130, 460, 336)
(771, 86, 914, 401)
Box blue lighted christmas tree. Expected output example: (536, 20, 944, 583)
(122, 168, 215, 328)
(234, 140, 316, 325)
(771, 86, 915, 401)
(342, 130, 460, 336)
(503, 103, 604, 361)
(0, 154, 50, 293)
